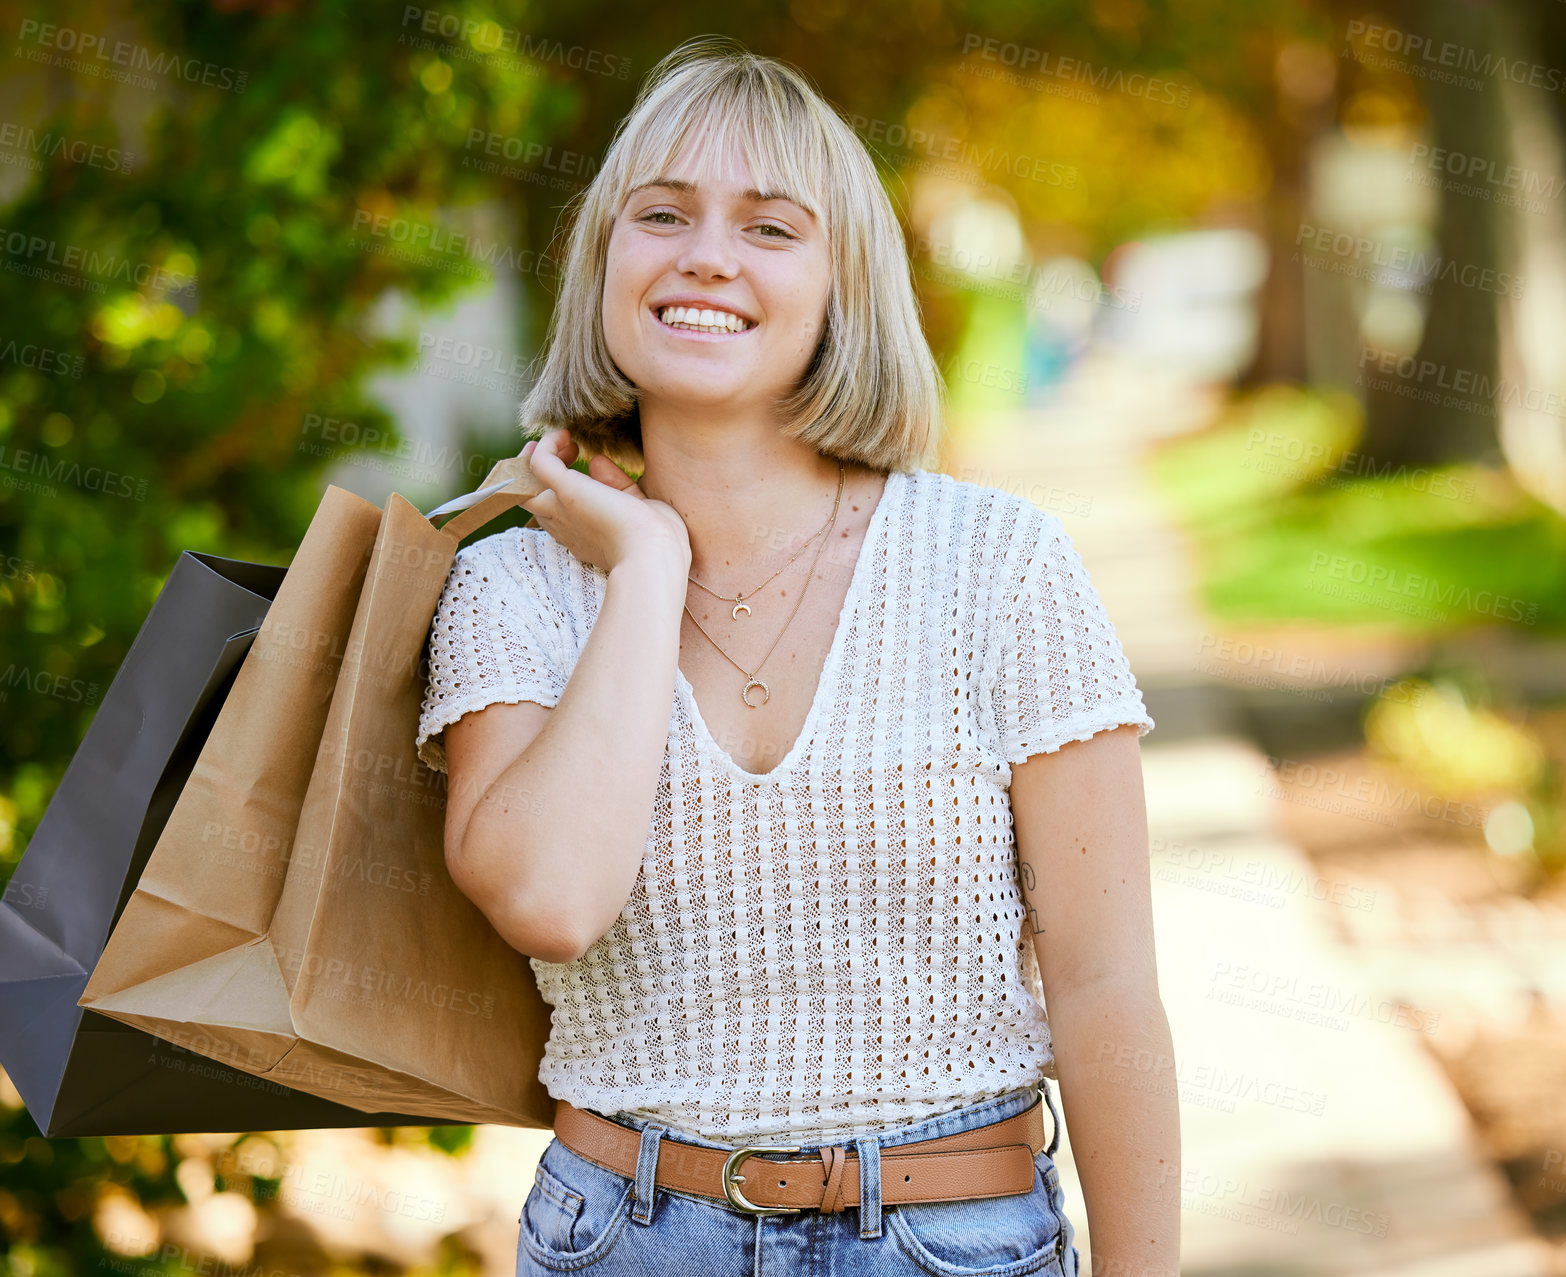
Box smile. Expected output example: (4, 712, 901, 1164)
(652, 305, 757, 336)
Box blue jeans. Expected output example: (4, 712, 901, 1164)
(515, 1081, 1081, 1275)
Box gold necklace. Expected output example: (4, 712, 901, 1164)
(686, 464, 844, 619)
(682, 466, 845, 708)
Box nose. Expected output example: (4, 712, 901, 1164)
(674, 211, 740, 281)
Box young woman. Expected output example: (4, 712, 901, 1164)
(417, 35, 1179, 1277)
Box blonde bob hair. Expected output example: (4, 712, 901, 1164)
(515, 35, 945, 475)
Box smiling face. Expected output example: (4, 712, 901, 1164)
(601, 137, 832, 418)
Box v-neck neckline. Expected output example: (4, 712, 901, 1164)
(674, 468, 906, 786)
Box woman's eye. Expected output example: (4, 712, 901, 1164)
(635, 210, 794, 238)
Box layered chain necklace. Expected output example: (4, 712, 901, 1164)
(681, 464, 846, 709)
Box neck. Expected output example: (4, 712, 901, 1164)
(634, 403, 865, 586)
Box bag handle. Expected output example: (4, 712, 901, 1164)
(422, 453, 545, 543)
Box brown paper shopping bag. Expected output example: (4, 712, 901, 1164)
(0, 523, 457, 1135)
(82, 458, 556, 1128)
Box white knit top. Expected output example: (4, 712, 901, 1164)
(417, 467, 1154, 1146)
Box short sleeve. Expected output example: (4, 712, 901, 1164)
(415, 530, 572, 775)
(986, 504, 1154, 764)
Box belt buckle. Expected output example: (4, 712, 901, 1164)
(721, 1143, 805, 1215)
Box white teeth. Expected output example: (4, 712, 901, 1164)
(657, 305, 752, 333)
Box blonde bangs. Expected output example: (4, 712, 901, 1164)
(610, 76, 832, 232)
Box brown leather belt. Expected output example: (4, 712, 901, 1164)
(552, 1090, 1048, 1216)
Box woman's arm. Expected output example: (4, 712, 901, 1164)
(441, 547, 687, 964)
(1011, 723, 1181, 1277)
(434, 428, 692, 965)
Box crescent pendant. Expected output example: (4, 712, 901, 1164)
(741, 677, 770, 708)
(732, 600, 751, 619)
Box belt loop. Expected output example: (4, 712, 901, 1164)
(854, 1134, 882, 1238)
(631, 1122, 668, 1225)
(1041, 1078, 1063, 1158)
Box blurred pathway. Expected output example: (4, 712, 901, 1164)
(942, 351, 1555, 1276)
(939, 351, 1219, 684)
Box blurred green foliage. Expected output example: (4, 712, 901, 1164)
(1, 1124, 185, 1277)
(1147, 384, 1566, 633)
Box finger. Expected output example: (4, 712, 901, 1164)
(545, 428, 580, 468)
(528, 456, 589, 516)
(522, 447, 573, 495)
(518, 484, 553, 513)
(524, 445, 554, 480)
(518, 490, 559, 529)
(586, 453, 636, 491)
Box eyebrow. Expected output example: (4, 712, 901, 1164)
(628, 178, 807, 208)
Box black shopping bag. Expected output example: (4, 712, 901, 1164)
(0, 548, 465, 1136)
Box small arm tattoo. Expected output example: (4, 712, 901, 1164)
(1019, 860, 1044, 935)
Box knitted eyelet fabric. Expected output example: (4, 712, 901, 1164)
(416, 468, 1154, 1146)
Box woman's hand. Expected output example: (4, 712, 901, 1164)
(519, 428, 691, 574)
